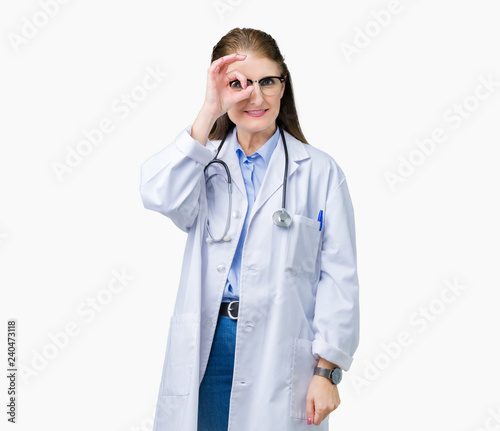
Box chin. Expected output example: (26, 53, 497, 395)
(233, 115, 278, 131)
(240, 123, 274, 134)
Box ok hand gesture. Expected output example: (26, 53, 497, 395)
(202, 53, 255, 120)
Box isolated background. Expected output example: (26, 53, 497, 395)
(1, 0, 499, 430)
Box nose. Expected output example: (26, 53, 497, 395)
(249, 82, 265, 103)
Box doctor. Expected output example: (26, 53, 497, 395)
(140, 27, 360, 431)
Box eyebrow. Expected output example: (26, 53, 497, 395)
(231, 75, 281, 81)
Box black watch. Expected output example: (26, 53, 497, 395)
(314, 366, 342, 385)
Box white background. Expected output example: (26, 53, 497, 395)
(1, 0, 499, 430)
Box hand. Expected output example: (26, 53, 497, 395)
(306, 375, 341, 426)
(202, 53, 254, 120)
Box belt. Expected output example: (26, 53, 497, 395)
(219, 301, 239, 320)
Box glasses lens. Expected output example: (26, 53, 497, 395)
(229, 78, 283, 96)
(260, 77, 282, 96)
(229, 80, 249, 92)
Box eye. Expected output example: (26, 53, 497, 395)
(260, 77, 276, 87)
(229, 80, 242, 89)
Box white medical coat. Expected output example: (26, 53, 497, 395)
(139, 124, 360, 431)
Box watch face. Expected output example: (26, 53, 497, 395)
(331, 368, 342, 385)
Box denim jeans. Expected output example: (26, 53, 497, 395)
(198, 314, 237, 431)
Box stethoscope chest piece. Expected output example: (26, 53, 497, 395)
(272, 209, 292, 228)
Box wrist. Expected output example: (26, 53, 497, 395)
(192, 106, 218, 146)
(314, 366, 343, 385)
(313, 374, 332, 383)
(200, 103, 220, 124)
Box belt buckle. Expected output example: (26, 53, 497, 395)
(227, 300, 239, 320)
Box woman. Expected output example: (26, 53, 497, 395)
(140, 28, 360, 431)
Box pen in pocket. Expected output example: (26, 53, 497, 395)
(317, 210, 323, 231)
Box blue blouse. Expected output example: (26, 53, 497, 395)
(221, 125, 281, 302)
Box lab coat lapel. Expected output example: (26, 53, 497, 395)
(250, 130, 310, 219)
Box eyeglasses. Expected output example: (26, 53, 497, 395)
(228, 76, 286, 96)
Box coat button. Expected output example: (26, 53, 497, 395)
(204, 319, 212, 326)
(232, 210, 241, 218)
(217, 264, 226, 273)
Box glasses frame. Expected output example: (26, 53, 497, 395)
(228, 75, 286, 96)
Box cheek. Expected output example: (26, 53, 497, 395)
(228, 101, 246, 115)
(271, 100, 282, 112)
(227, 106, 242, 122)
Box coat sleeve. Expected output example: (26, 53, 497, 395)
(311, 162, 360, 372)
(139, 124, 216, 233)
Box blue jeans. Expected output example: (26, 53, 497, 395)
(198, 314, 237, 431)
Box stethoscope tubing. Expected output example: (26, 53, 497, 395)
(204, 124, 290, 243)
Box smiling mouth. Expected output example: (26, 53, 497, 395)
(245, 109, 268, 113)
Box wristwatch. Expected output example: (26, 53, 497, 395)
(314, 366, 342, 385)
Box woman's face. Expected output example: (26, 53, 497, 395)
(225, 52, 285, 137)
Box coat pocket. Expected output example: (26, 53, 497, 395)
(160, 313, 199, 396)
(290, 337, 318, 419)
(284, 214, 322, 280)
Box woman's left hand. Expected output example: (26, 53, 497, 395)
(305, 375, 341, 426)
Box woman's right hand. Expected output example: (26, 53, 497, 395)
(202, 53, 255, 120)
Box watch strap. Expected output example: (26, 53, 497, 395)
(314, 366, 342, 385)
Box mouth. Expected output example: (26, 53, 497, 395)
(244, 109, 268, 117)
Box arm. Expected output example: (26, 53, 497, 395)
(306, 166, 360, 425)
(311, 166, 360, 372)
(140, 53, 255, 232)
(307, 359, 341, 426)
(139, 107, 217, 232)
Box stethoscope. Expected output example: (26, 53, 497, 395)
(203, 124, 292, 243)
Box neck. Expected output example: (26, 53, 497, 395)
(236, 124, 277, 156)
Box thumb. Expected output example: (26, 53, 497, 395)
(314, 408, 322, 426)
(233, 85, 254, 103)
(306, 395, 314, 425)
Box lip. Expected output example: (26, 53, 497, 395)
(244, 109, 268, 117)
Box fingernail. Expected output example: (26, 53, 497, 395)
(307, 418, 312, 425)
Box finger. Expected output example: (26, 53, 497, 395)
(225, 69, 248, 87)
(306, 396, 314, 426)
(232, 85, 253, 105)
(210, 53, 247, 73)
(226, 69, 253, 104)
(314, 402, 329, 426)
(231, 85, 254, 104)
(314, 409, 322, 426)
(208, 57, 245, 87)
